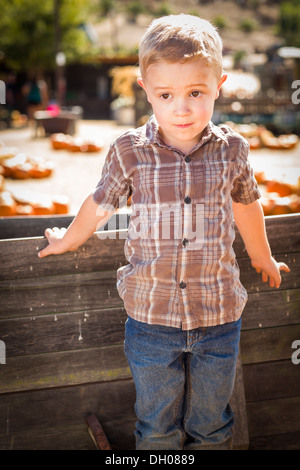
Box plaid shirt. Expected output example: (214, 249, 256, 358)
(93, 116, 261, 330)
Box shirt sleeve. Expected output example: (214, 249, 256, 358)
(93, 143, 131, 211)
(230, 140, 261, 205)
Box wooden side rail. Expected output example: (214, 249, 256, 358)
(0, 213, 299, 449)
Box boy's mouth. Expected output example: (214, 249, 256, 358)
(175, 123, 193, 129)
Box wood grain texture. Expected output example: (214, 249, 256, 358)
(0, 213, 299, 449)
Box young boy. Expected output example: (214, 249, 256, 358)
(38, 14, 290, 450)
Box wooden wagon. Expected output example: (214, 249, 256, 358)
(0, 213, 299, 450)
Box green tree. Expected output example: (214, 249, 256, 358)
(0, 0, 92, 73)
(239, 17, 257, 33)
(278, 0, 300, 47)
(153, 2, 172, 18)
(98, 0, 116, 17)
(126, 0, 145, 22)
(213, 15, 227, 30)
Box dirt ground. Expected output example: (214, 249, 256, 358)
(0, 119, 299, 216)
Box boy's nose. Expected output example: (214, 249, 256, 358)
(173, 98, 190, 116)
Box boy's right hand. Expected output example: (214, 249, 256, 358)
(37, 193, 116, 259)
(38, 227, 68, 258)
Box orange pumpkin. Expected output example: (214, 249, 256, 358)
(266, 180, 293, 197)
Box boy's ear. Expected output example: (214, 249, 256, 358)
(137, 78, 151, 103)
(215, 73, 227, 99)
(137, 77, 145, 90)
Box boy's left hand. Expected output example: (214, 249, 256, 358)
(251, 257, 290, 289)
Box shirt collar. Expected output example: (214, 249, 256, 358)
(144, 115, 229, 151)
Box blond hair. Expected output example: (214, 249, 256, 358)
(139, 14, 223, 81)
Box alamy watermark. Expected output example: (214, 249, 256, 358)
(0, 340, 5, 364)
(291, 340, 300, 365)
(291, 80, 300, 105)
(96, 198, 204, 250)
(0, 80, 5, 104)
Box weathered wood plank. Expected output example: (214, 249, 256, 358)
(0, 282, 297, 360)
(0, 212, 131, 240)
(0, 231, 127, 281)
(0, 423, 97, 450)
(0, 259, 297, 324)
(264, 213, 300, 254)
(0, 344, 131, 394)
(246, 395, 300, 438)
(3, 291, 297, 359)
(0, 250, 300, 316)
(1, 258, 297, 319)
(1, 213, 299, 254)
(248, 430, 300, 450)
(242, 288, 300, 330)
(243, 360, 300, 402)
(0, 215, 74, 240)
(240, 324, 300, 364)
(0, 271, 122, 318)
(0, 307, 127, 356)
(233, 213, 300, 256)
(0, 379, 136, 450)
(1, 213, 299, 281)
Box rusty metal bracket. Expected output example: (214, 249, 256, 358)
(86, 414, 112, 450)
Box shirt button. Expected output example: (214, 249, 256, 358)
(185, 156, 191, 163)
(182, 238, 189, 247)
(179, 281, 187, 289)
(184, 196, 191, 204)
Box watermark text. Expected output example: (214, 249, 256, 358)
(95, 199, 205, 250)
(0, 340, 6, 364)
(291, 80, 300, 105)
(0, 80, 5, 104)
(291, 340, 300, 365)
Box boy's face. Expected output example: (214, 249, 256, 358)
(138, 60, 226, 154)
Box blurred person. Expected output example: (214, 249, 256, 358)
(22, 74, 48, 120)
(6, 72, 18, 110)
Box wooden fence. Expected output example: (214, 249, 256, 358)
(0, 213, 299, 449)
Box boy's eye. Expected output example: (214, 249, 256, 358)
(190, 90, 202, 97)
(160, 93, 171, 100)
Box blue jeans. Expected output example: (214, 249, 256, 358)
(124, 316, 241, 450)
